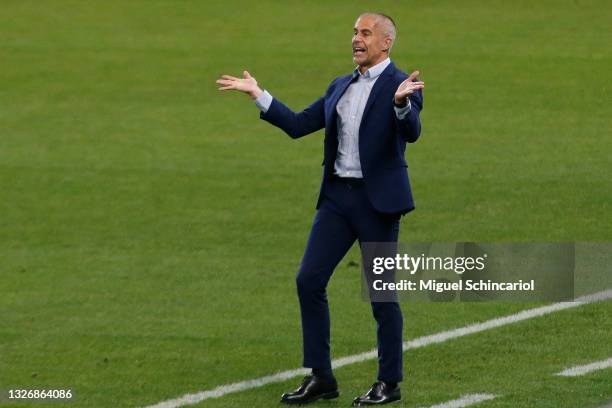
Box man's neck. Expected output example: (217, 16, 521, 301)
(358, 56, 390, 74)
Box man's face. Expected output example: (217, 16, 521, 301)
(352, 15, 391, 70)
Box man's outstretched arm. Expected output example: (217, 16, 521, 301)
(393, 70, 425, 143)
(216, 71, 325, 139)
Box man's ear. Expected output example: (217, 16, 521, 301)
(383, 37, 392, 52)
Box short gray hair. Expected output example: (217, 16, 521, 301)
(359, 12, 397, 49)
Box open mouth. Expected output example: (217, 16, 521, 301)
(353, 47, 366, 56)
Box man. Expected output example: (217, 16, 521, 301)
(216, 12, 424, 406)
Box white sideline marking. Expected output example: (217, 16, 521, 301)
(556, 357, 612, 377)
(422, 393, 497, 408)
(144, 289, 612, 408)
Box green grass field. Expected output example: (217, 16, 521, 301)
(1, 1, 611, 407)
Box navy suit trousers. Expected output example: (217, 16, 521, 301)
(296, 176, 403, 383)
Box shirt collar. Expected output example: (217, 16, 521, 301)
(353, 57, 391, 79)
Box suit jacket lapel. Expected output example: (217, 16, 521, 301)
(359, 62, 395, 128)
(325, 75, 355, 127)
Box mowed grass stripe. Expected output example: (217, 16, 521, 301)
(144, 289, 612, 408)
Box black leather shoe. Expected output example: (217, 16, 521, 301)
(352, 381, 400, 406)
(280, 375, 339, 405)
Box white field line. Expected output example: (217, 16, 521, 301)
(556, 357, 612, 377)
(144, 289, 612, 408)
(421, 393, 497, 408)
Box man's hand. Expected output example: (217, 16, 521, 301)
(394, 70, 424, 107)
(216, 70, 263, 100)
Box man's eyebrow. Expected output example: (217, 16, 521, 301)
(354, 27, 373, 33)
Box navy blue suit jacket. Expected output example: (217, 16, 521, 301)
(260, 61, 423, 215)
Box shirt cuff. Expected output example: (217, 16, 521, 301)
(393, 98, 412, 120)
(255, 90, 273, 113)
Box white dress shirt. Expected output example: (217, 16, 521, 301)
(255, 58, 411, 178)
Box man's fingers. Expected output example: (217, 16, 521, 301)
(243, 70, 252, 79)
(407, 70, 420, 82)
(405, 84, 425, 91)
(396, 83, 425, 97)
(403, 81, 425, 88)
(399, 78, 424, 89)
(216, 79, 236, 89)
(218, 85, 235, 91)
(216, 79, 236, 86)
(221, 74, 239, 80)
(398, 81, 424, 92)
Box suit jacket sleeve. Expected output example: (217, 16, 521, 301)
(259, 95, 325, 139)
(395, 88, 423, 143)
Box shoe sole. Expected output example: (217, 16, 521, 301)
(352, 396, 401, 406)
(281, 390, 339, 405)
